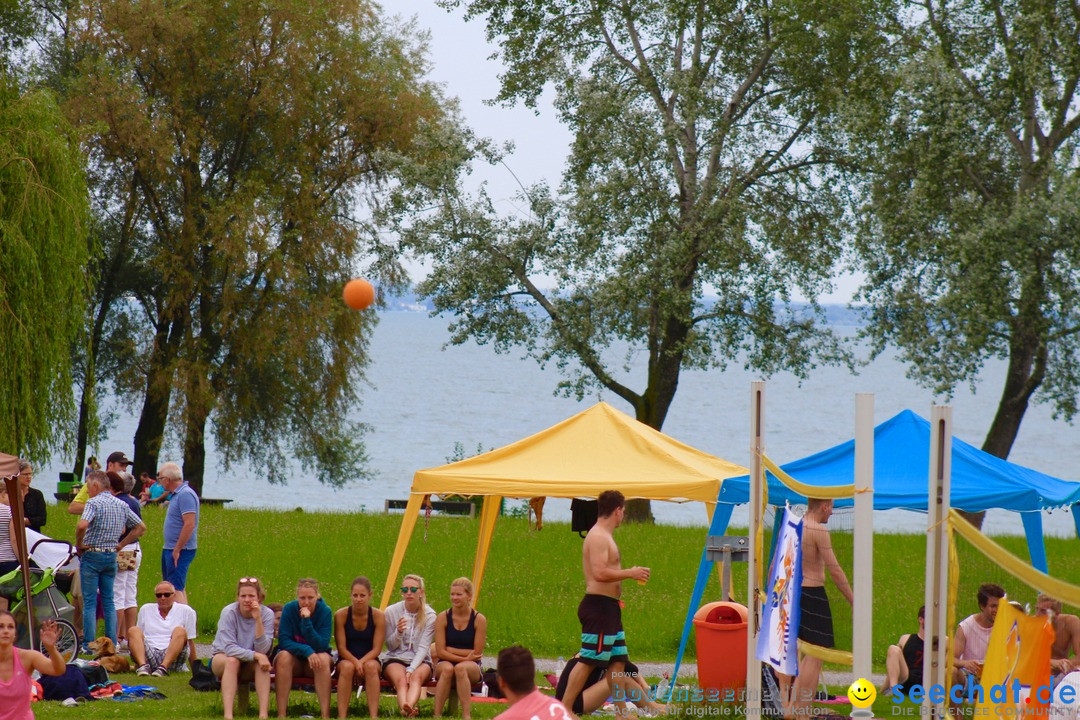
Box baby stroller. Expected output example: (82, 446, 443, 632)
(0, 534, 80, 663)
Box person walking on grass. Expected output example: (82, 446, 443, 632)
(158, 462, 199, 605)
(560, 490, 649, 717)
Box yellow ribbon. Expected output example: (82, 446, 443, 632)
(762, 455, 855, 500)
(949, 510, 1080, 606)
(798, 640, 853, 665)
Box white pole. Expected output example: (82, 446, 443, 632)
(923, 406, 952, 719)
(746, 381, 764, 715)
(853, 394, 874, 680)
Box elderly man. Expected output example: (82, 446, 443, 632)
(158, 462, 200, 604)
(129, 581, 198, 677)
(74, 470, 145, 648)
(69, 451, 133, 514)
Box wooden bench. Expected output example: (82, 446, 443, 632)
(384, 499, 475, 517)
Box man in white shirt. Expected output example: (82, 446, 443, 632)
(952, 582, 1005, 685)
(129, 580, 198, 677)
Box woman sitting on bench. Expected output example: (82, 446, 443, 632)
(432, 578, 486, 720)
(334, 577, 385, 719)
(274, 578, 333, 720)
(211, 577, 275, 720)
(379, 573, 437, 718)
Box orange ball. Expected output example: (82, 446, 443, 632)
(343, 278, 375, 310)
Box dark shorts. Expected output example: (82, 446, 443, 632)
(556, 657, 640, 713)
(798, 585, 834, 648)
(578, 594, 628, 667)
(161, 549, 196, 591)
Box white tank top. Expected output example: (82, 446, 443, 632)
(958, 614, 993, 661)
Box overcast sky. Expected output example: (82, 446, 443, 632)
(391, 1, 862, 303)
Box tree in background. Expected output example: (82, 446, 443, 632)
(399, 0, 884, 519)
(852, 0, 1080, 524)
(61, 0, 444, 492)
(0, 71, 89, 461)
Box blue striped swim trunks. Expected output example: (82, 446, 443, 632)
(578, 594, 628, 666)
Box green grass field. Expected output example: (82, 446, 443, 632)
(29, 502, 1080, 719)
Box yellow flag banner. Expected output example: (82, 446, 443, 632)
(761, 455, 853, 500)
(976, 601, 1055, 718)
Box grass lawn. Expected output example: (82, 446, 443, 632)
(30, 502, 1080, 718)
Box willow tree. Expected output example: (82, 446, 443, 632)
(852, 0, 1080, 527)
(399, 0, 883, 519)
(66, 0, 444, 491)
(0, 74, 88, 460)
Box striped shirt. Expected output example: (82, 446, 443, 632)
(0, 504, 15, 563)
(82, 492, 142, 549)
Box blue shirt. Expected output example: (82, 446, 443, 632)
(82, 493, 143, 549)
(163, 482, 199, 550)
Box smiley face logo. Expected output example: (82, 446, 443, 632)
(848, 678, 877, 709)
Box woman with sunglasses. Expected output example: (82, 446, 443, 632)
(432, 578, 487, 720)
(334, 577, 385, 719)
(379, 574, 437, 717)
(0, 613, 65, 719)
(274, 578, 333, 720)
(211, 578, 275, 720)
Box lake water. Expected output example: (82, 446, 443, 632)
(36, 312, 1080, 537)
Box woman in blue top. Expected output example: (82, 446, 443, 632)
(274, 578, 333, 720)
(432, 578, 487, 720)
(333, 577, 385, 720)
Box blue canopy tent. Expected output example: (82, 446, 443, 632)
(672, 409, 1080, 683)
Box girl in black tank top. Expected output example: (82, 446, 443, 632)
(433, 578, 488, 719)
(334, 577, 386, 720)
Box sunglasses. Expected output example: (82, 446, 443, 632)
(155, 592, 174, 598)
(239, 577, 259, 583)
(400, 586, 421, 594)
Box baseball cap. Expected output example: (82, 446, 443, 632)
(107, 451, 133, 466)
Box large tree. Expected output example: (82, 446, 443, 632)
(63, 0, 444, 491)
(399, 0, 882, 519)
(0, 71, 89, 461)
(852, 0, 1080, 524)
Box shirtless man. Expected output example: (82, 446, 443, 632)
(1036, 594, 1080, 675)
(560, 491, 649, 718)
(791, 498, 853, 716)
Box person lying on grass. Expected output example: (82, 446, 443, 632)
(380, 573, 437, 718)
(275, 578, 333, 720)
(433, 577, 487, 720)
(212, 577, 275, 720)
(334, 576, 385, 720)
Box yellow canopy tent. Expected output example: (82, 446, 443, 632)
(380, 401, 749, 608)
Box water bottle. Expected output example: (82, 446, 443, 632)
(656, 675, 670, 702)
(555, 656, 565, 677)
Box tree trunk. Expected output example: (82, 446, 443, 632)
(132, 323, 180, 479)
(182, 398, 210, 496)
(964, 317, 1047, 528)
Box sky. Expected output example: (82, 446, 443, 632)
(391, 0, 863, 303)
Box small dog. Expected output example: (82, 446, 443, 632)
(87, 637, 131, 674)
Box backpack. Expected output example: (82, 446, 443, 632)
(71, 658, 110, 688)
(38, 665, 92, 701)
(189, 659, 221, 692)
(482, 668, 504, 699)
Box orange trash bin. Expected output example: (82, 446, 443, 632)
(693, 601, 748, 691)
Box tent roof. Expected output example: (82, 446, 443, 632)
(718, 409, 1080, 512)
(0, 452, 17, 480)
(412, 402, 748, 503)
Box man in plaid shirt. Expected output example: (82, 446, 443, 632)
(75, 470, 145, 649)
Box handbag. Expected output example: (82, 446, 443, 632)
(189, 659, 221, 692)
(117, 549, 138, 571)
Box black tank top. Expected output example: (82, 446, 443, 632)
(903, 633, 924, 678)
(344, 606, 376, 659)
(444, 609, 476, 651)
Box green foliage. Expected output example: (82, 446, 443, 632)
(398, 0, 879, 440)
(0, 73, 89, 461)
(54, 0, 447, 486)
(851, 0, 1080, 457)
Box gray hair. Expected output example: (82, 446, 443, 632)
(17, 460, 32, 474)
(157, 462, 182, 482)
(122, 472, 136, 493)
(87, 470, 109, 489)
